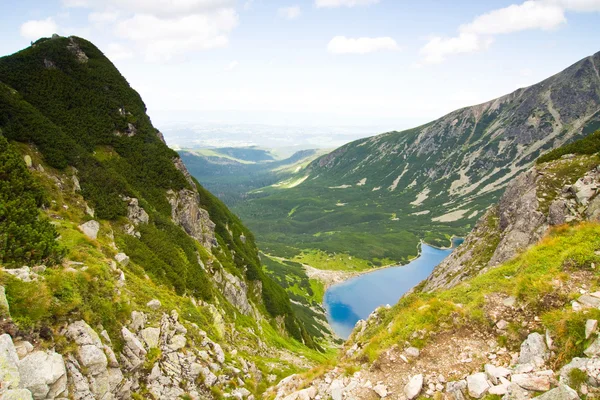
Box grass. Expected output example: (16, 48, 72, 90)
(292, 249, 392, 272)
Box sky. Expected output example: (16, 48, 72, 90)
(1, 0, 599, 145)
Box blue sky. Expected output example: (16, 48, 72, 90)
(1, 0, 599, 131)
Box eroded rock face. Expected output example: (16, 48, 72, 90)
(0, 334, 21, 392)
(167, 188, 216, 249)
(214, 269, 253, 316)
(18, 351, 68, 399)
(79, 220, 100, 240)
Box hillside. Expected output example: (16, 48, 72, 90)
(179, 148, 322, 207)
(0, 35, 331, 400)
(235, 50, 600, 268)
(274, 132, 600, 400)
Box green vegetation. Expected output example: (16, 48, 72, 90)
(536, 130, 600, 164)
(353, 222, 600, 367)
(0, 133, 64, 266)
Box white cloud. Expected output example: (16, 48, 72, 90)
(316, 0, 379, 8)
(105, 43, 133, 61)
(63, 0, 235, 17)
(114, 10, 238, 61)
(460, 1, 565, 35)
(418, 0, 600, 64)
(88, 10, 120, 24)
(20, 18, 58, 40)
(328, 36, 399, 55)
(225, 60, 239, 71)
(278, 6, 302, 19)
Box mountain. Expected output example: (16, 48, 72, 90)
(235, 51, 600, 267)
(179, 147, 323, 207)
(0, 35, 329, 400)
(273, 131, 600, 400)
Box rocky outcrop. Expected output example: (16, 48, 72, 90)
(214, 269, 253, 316)
(167, 188, 216, 249)
(0, 286, 10, 318)
(78, 220, 100, 240)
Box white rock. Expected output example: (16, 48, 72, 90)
(0, 334, 21, 390)
(77, 344, 108, 375)
(511, 373, 551, 391)
(0, 286, 10, 318)
(13, 341, 33, 359)
(518, 333, 548, 367)
(404, 347, 420, 358)
(115, 253, 130, 266)
(466, 372, 490, 399)
(488, 384, 509, 396)
(404, 374, 423, 400)
(79, 220, 100, 240)
(584, 336, 600, 357)
(484, 364, 511, 385)
(18, 351, 67, 399)
(168, 335, 187, 351)
(147, 299, 161, 310)
(586, 319, 598, 339)
(535, 383, 579, 399)
(496, 320, 509, 330)
(130, 311, 145, 332)
(373, 384, 387, 397)
(1, 389, 34, 400)
(140, 327, 160, 349)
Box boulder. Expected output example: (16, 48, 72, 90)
(536, 384, 579, 399)
(446, 380, 467, 399)
(586, 319, 598, 339)
(140, 327, 160, 349)
(372, 383, 387, 397)
(130, 311, 145, 332)
(115, 253, 130, 267)
(65, 320, 102, 347)
(0, 286, 9, 318)
(13, 342, 33, 359)
(23, 155, 32, 168)
(79, 220, 100, 240)
(518, 333, 549, 367)
(485, 364, 511, 385)
(126, 198, 149, 226)
(168, 335, 186, 351)
(76, 344, 108, 376)
(502, 383, 531, 400)
(511, 373, 551, 391)
(147, 299, 161, 310)
(1, 389, 34, 400)
(577, 294, 600, 308)
(404, 347, 420, 358)
(18, 351, 67, 399)
(120, 327, 147, 371)
(0, 334, 21, 390)
(404, 374, 423, 400)
(585, 337, 600, 357)
(467, 372, 490, 398)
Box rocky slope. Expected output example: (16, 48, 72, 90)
(236, 50, 600, 265)
(0, 35, 328, 400)
(273, 135, 600, 400)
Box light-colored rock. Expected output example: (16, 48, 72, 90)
(65, 321, 102, 347)
(78, 220, 100, 240)
(404, 347, 420, 358)
(1, 268, 38, 283)
(446, 380, 467, 400)
(0, 334, 21, 391)
(167, 188, 216, 249)
(536, 384, 579, 399)
(511, 373, 551, 391)
(330, 379, 343, 400)
(0, 286, 9, 318)
(214, 269, 253, 316)
(120, 327, 146, 371)
(502, 383, 531, 400)
(140, 327, 160, 349)
(404, 374, 423, 400)
(518, 333, 548, 367)
(485, 364, 511, 385)
(114, 253, 129, 267)
(23, 155, 32, 168)
(13, 342, 33, 360)
(76, 344, 107, 376)
(467, 372, 490, 398)
(168, 335, 186, 351)
(496, 320, 509, 330)
(373, 383, 387, 397)
(130, 311, 145, 332)
(1, 389, 34, 400)
(126, 198, 149, 226)
(18, 350, 67, 399)
(584, 337, 600, 357)
(586, 319, 598, 339)
(147, 299, 161, 310)
(577, 294, 600, 308)
(489, 383, 509, 396)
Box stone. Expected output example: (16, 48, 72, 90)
(166, 187, 216, 249)
(446, 380, 467, 400)
(518, 333, 549, 367)
(1, 389, 34, 400)
(200, 366, 217, 386)
(511, 373, 551, 391)
(18, 350, 67, 399)
(77, 344, 107, 375)
(140, 327, 160, 349)
(489, 383, 509, 395)
(168, 335, 186, 351)
(65, 320, 102, 347)
(14, 341, 33, 359)
(130, 311, 145, 332)
(577, 294, 600, 308)
(404, 347, 420, 358)
(503, 383, 531, 400)
(373, 383, 387, 397)
(79, 220, 100, 240)
(536, 384, 579, 400)
(330, 379, 343, 400)
(503, 296, 517, 307)
(485, 364, 511, 385)
(585, 336, 600, 357)
(1, 267, 38, 283)
(120, 327, 146, 371)
(404, 374, 423, 400)
(23, 155, 32, 168)
(0, 286, 10, 318)
(467, 372, 490, 398)
(126, 198, 149, 226)
(115, 253, 130, 266)
(147, 299, 161, 310)
(496, 320, 509, 330)
(586, 319, 598, 339)
(0, 334, 21, 390)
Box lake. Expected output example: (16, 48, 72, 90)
(323, 242, 460, 339)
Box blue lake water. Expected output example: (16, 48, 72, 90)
(323, 242, 460, 339)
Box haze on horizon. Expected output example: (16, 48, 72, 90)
(1, 0, 599, 149)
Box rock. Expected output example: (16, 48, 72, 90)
(115, 253, 129, 266)
(18, 350, 67, 399)
(126, 198, 149, 226)
(79, 220, 100, 240)
(404, 374, 423, 400)
(166, 187, 216, 249)
(130, 311, 145, 332)
(120, 327, 146, 371)
(0, 286, 9, 318)
(536, 384, 579, 399)
(13, 342, 33, 359)
(1, 267, 38, 283)
(72, 175, 81, 192)
(584, 336, 600, 357)
(586, 320, 599, 339)
(65, 320, 102, 347)
(147, 299, 161, 310)
(511, 373, 551, 391)
(577, 294, 600, 308)
(0, 334, 21, 390)
(1, 389, 34, 400)
(489, 383, 509, 396)
(446, 380, 467, 400)
(200, 366, 218, 386)
(140, 327, 160, 349)
(214, 269, 253, 316)
(373, 383, 387, 397)
(496, 320, 509, 330)
(168, 335, 186, 351)
(502, 383, 531, 400)
(467, 372, 490, 398)
(518, 333, 549, 367)
(330, 379, 343, 400)
(404, 347, 420, 358)
(485, 364, 511, 385)
(23, 155, 32, 168)
(548, 199, 569, 225)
